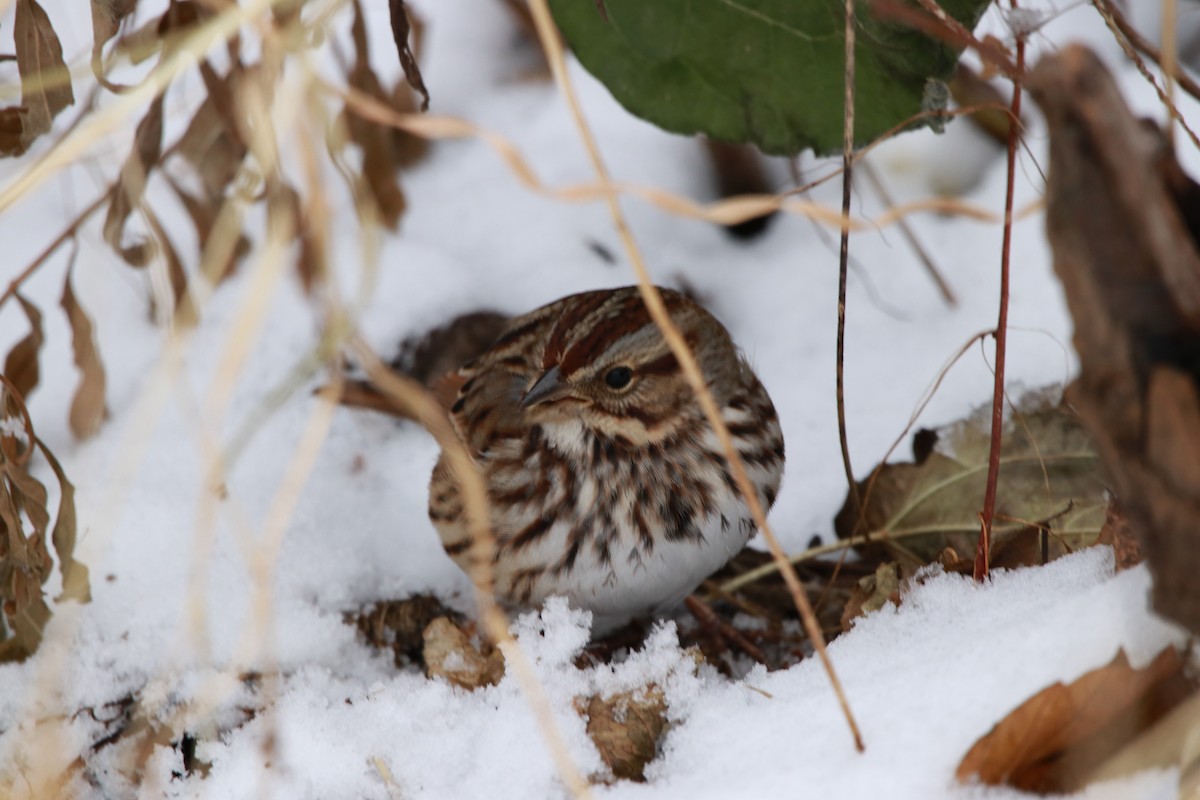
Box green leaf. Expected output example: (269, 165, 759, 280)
(549, 0, 990, 155)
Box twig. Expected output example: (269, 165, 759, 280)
(1092, 0, 1200, 104)
(684, 595, 769, 666)
(837, 0, 862, 523)
(0, 192, 109, 312)
(526, 0, 867, 753)
(718, 522, 1104, 595)
(1091, 0, 1200, 152)
(860, 159, 956, 306)
(974, 1, 1026, 581)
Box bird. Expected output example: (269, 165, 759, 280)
(427, 286, 785, 632)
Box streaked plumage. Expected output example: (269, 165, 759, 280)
(428, 286, 784, 631)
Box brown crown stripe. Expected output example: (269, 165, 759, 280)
(543, 290, 612, 369)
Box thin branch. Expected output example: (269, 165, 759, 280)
(1092, 0, 1200, 104)
(0, 192, 110, 313)
(974, 3, 1026, 581)
(860, 159, 957, 306)
(837, 0, 862, 524)
(1091, 0, 1200, 152)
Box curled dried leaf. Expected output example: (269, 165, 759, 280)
(0, 381, 56, 662)
(3, 293, 44, 401)
(583, 687, 668, 781)
(104, 95, 165, 266)
(422, 616, 504, 689)
(61, 272, 107, 439)
(388, 0, 429, 111)
(91, 0, 139, 85)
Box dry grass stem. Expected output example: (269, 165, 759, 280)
(527, 0, 865, 752)
(331, 81, 1022, 232)
(351, 341, 593, 800)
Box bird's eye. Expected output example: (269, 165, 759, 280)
(604, 366, 633, 389)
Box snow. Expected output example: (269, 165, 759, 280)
(0, 0, 1196, 797)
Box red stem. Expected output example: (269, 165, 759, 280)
(974, 12, 1025, 581)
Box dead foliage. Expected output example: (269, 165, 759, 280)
(580, 688, 668, 782)
(2, 0, 439, 662)
(1030, 45, 1200, 635)
(350, 594, 460, 668)
(0, 0, 74, 157)
(835, 392, 1107, 570)
(957, 647, 1195, 793)
(0, 379, 90, 663)
(422, 616, 506, 690)
(839, 562, 901, 632)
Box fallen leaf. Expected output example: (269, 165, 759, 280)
(839, 562, 902, 632)
(60, 272, 107, 440)
(957, 647, 1194, 793)
(583, 687, 668, 781)
(351, 594, 454, 666)
(422, 616, 504, 690)
(836, 391, 1106, 564)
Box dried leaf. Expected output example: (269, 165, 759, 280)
(34, 437, 90, 603)
(351, 594, 454, 666)
(346, 0, 406, 229)
(91, 0, 139, 81)
(3, 293, 44, 401)
(60, 272, 107, 440)
(387, 0, 429, 111)
(104, 95, 164, 266)
(166, 176, 251, 284)
(583, 688, 668, 781)
(141, 204, 190, 324)
(175, 93, 247, 200)
(957, 648, 1194, 793)
(0, 594, 50, 663)
(836, 391, 1107, 563)
(422, 616, 504, 690)
(839, 562, 902, 632)
(1095, 499, 1143, 572)
(0, 107, 27, 157)
(14, 0, 74, 146)
(0, 387, 55, 662)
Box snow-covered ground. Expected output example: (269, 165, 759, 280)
(0, 1, 1195, 797)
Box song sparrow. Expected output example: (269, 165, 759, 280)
(428, 286, 785, 632)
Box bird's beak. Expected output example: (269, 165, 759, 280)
(521, 365, 570, 409)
